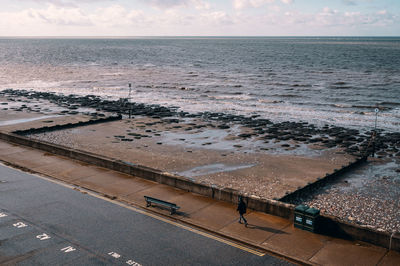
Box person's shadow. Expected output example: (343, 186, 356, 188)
(245, 224, 287, 234)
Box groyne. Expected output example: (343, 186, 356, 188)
(279, 156, 368, 203)
(13, 115, 122, 135)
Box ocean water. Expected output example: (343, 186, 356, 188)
(0, 37, 399, 132)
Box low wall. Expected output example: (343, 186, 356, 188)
(0, 131, 293, 219)
(0, 130, 398, 251)
(13, 114, 122, 135)
(318, 214, 400, 251)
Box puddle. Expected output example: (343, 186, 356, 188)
(0, 115, 62, 126)
(176, 163, 255, 178)
(263, 142, 325, 157)
(162, 126, 271, 153)
(162, 126, 326, 157)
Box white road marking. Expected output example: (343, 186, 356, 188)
(36, 233, 51, 240)
(126, 259, 142, 266)
(61, 246, 76, 253)
(0, 212, 8, 218)
(108, 251, 121, 259)
(13, 222, 28, 228)
(22, 169, 267, 257)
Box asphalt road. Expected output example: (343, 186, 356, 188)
(0, 163, 293, 265)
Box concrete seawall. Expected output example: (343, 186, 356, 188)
(0, 130, 398, 251)
(0, 130, 293, 218)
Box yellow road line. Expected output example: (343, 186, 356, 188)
(25, 170, 266, 257)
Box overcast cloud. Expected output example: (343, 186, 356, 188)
(0, 0, 398, 36)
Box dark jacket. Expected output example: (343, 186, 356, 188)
(237, 199, 247, 215)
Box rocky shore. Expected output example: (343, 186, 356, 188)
(2, 89, 399, 161)
(1, 88, 399, 233)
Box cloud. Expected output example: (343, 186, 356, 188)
(28, 0, 115, 8)
(90, 5, 146, 27)
(282, 6, 398, 31)
(0, 2, 398, 36)
(21, 4, 92, 26)
(200, 11, 233, 25)
(233, 0, 292, 10)
(145, 0, 187, 8)
(140, 0, 210, 10)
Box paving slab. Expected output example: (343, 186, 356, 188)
(310, 238, 388, 266)
(122, 183, 187, 208)
(183, 201, 239, 231)
(74, 170, 125, 188)
(76, 172, 156, 197)
(58, 165, 112, 183)
(262, 225, 332, 261)
(106, 176, 157, 197)
(167, 192, 216, 216)
(31, 158, 81, 174)
(220, 211, 291, 245)
(378, 250, 400, 266)
(0, 142, 28, 156)
(0, 150, 60, 169)
(32, 160, 93, 182)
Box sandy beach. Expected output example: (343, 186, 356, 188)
(30, 117, 354, 200)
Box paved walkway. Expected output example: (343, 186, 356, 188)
(0, 140, 399, 265)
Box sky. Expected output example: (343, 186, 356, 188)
(0, 0, 399, 36)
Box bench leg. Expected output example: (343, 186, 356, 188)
(170, 208, 175, 215)
(146, 201, 151, 207)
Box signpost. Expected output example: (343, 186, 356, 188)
(128, 83, 132, 118)
(374, 108, 379, 131)
(372, 108, 379, 157)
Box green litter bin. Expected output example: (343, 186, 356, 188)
(304, 207, 320, 232)
(294, 204, 308, 229)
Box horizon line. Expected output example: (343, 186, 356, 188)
(0, 35, 399, 39)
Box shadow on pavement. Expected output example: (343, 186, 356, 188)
(245, 224, 288, 234)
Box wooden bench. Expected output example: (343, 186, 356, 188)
(144, 196, 180, 215)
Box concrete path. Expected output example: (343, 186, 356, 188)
(0, 140, 399, 265)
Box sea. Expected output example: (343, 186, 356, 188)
(0, 37, 399, 132)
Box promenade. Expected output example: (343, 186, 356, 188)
(0, 140, 398, 265)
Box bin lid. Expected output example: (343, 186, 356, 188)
(295, 204, 309, 212)
(305, 207, 320, 216)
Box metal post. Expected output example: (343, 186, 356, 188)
(128, 83, 132, 99)
(389, 231, 395, 250)
(372, 108, 379, 157)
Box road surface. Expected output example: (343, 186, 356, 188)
(0, 163, 292, 265)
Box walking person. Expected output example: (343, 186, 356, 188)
(237, 196, 248, 227)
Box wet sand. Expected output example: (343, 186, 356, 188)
(0, 95, 108, 132)
(30, 117, 354, 200)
